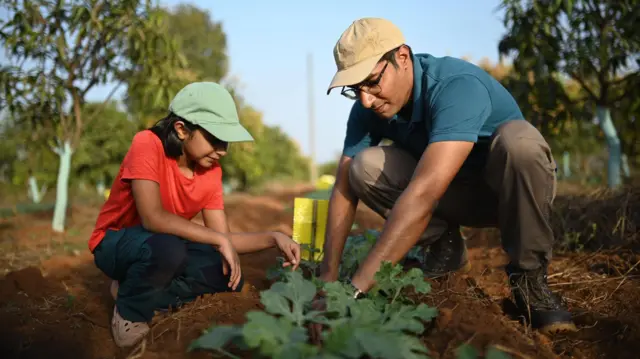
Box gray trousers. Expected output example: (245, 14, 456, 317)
(348, 120, 557, 270)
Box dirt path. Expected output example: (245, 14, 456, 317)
(0, 186, 638, 359)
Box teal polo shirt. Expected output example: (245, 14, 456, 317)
(341, 53, 525, 172)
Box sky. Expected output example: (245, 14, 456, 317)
(5, 0, 510, 164)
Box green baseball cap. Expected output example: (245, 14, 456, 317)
(169, 81, 254, 142)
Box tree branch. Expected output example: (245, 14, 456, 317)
(55, 96, 69, 138)
(611, 71, 639, 87)
(569, 72, 599, 102)
(71, 88, 83, 149)
(85, 80, 123, 125)
(77, 1, 106, 76)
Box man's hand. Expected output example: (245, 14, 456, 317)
(272, 232, 301, 271)
(350, 141, 474, 292)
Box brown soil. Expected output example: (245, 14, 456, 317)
(0, 185, 638, 359)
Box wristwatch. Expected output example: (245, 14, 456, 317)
(348, 279, 366, 300)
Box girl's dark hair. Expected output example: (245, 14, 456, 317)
(149, 112, 198, 158)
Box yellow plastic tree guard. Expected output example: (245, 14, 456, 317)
(292, 197, 329, 262)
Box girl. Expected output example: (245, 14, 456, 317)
(88, 82, 301, 348)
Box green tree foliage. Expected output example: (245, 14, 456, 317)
(165, 3, 228, 82)
(610, 80, 640, 167)
(256, 125, 311, 182)
(318, 160, 339, 177)
(0, 0, 185, 231)
(125, 3, 311, 190)
(73, 101, 138, 188)
(1, 101, 138, 196)
(477, 58, 601, 159)
(125, 3, 226, 126)
(219, 104, 311, 190)
(498, 0, 640, 188)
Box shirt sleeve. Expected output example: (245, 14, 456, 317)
(342, 102, 381, 158)
(203, 166, 224, 210)
(428, 75, 492, 144)
(121, 130, 162, 183)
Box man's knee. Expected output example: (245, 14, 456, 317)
(348, 146, 417, 196)
(348, 147, 386, 196)
(493, 120, 557, 176)
(145, 234, 188, 286)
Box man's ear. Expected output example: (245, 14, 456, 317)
(397, 45, 411, 69)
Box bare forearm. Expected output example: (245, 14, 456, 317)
(143, 211, 228, 246)
(319, 186, 358, 281)
(229, 232, 276, 254)
(351, 188, 436, 291)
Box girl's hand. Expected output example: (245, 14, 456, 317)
(218, 237, 242, 290)
(272, 232, 301, 271)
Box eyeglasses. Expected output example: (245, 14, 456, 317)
(340, 62, 389, 100)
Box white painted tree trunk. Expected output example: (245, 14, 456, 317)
(621, 154, 630, 178)
(596, 106, 622, 189)
(52, 140, 73, 233)
(27, 175, 46, 204)
(96, 178, 105, 197)
(562, 151, 571, 178)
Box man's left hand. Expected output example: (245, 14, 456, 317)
(273, 232, 301, 271)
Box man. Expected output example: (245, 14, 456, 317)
(318, 17, 576, 335)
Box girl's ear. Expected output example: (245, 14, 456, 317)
(173, 120, 189, 140)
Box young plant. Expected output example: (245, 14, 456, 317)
(456, 343, 513, 359)
(266, 229, 384, 283)
(189, 261, 438, 359)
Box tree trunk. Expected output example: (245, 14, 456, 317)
(96, 177, 105, 197)
(562, 151, 571, 178)
(596, 106, 622, 189)
(52, 140, 73, 233)
(621, 153, 630, 178)
(28, 175, 43, 203)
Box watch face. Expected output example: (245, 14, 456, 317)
(348, 280, 365, 299)
(352, 287, 365, 299)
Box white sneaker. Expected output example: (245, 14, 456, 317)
(111, 305, 149, 348)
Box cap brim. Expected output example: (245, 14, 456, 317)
(201, 123, 254, 143)
(326, 55, 383, 95)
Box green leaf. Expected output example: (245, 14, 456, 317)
(353, 329, 430, 359)
(371, 261, 431, 303)
(242, 312, 294, 355)
(266, 270, 317, 325)
(382, 303, 438, 334)
(455, 343, 479, 359)
(323, 281, 355, 317)
(260, 289, 297, 322)
(321, 323, 364, 358)
(188, 325, 242, 352)
(486, 346, 513, 359)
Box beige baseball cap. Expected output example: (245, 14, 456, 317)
(327, 17, 406, 95)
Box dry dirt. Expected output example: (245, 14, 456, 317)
(0, 184, 638, 359)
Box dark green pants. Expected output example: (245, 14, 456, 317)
(93, 225, 243, 323)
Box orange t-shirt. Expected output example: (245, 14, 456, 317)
(88, 130, 224, 252)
